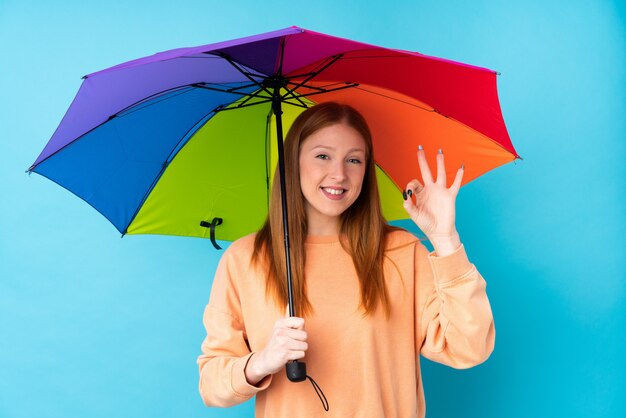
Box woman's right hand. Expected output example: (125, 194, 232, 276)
(244, 310, 308, 385)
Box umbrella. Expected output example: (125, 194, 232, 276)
(28, 26, 519, 383)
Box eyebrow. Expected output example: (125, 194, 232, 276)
(311, 145, 365, 153)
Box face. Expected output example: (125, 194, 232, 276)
(298, 123, 367, 235)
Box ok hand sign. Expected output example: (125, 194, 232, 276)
(403, 146, 463, 255)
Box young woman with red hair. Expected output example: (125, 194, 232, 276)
(198, 102, 495, 417)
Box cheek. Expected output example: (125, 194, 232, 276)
(299, 164, 319, 194)
(353, 166, 367, 188)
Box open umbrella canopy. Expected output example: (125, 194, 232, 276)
(29, 26, 519, 244)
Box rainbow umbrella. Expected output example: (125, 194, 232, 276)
(29, 26, 519, 380)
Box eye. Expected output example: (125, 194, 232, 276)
(348, 158, 362, 164)
(315, 154, 330, 160)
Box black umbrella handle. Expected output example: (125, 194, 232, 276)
(286, 360, 307, 382)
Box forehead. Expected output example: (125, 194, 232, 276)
(301, 123, 367, 152)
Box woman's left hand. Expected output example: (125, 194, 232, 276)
(403, 146, 463, 253)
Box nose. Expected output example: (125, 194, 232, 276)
(329, 160, 347, 181)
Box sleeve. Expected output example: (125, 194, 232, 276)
(197, 246, 272, 407)
(415, 241, 496, 369)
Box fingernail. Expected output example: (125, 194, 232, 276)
(418, 145, 423, 151)
(461, 163, 465, 170)
(438, 148, 442, 154)
(407, 189, 412, 197)
(402, 190, 407, 200)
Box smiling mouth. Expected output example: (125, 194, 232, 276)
(321, 187, 346, 195)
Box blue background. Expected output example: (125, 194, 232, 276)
(1, 0, 624, 417)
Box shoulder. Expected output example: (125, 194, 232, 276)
(212, 233, 268, 291)
(219, 232, 260, 265)
(384, 228, 421, 253)
(226, 232, 258, 253)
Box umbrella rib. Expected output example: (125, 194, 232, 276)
(290, 81, 360, 93)
(282, 54, 343, 99)
(285, 51, 346, 80)
(226, 82, 265, 92)
(115, 87, 200, 118)
(220, 85, 268, 109)
(202, 52, 269, 80)
(279, 85, 308, 108)
(215, 99, 273, 111)
(193, 83, 271, 99)
(287, 95, 309, 108)
(235, 91, 264, 108)
(193, 84, 279, 111)
(290, 82, 360, 99)
(281, 100, 310, 109)
(110, 85, 200, 118)
(285, 81, 325, 92)
(353, 86, 435, 112)
(281, 55, 346, 102)
(207, 51, 273, 97)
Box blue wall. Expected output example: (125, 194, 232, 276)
(1, 0, 624, 417)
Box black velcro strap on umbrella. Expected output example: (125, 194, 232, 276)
(200, 217, 223, 250)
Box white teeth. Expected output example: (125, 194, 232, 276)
(323, 188, 345, 195)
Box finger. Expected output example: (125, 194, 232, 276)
(274, 327, 307, 341)
(403, 180, 423, 213)
(450, 164, 464, 194)
(274, 330, 308, 350)
(289, 341, 309, 351)
(284, 329, 308, 342)
(417, 146, 433, 184)
(287, 351, 306, 361)
(404, 179, 424, 199)
(285, 339, 308, 351)
(278, 316, 305, 330)
(436, 149, 446, 186)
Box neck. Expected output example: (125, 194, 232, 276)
(306, 216, 340, 236)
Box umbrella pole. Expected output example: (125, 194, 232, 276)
(272, 89, 307, 383)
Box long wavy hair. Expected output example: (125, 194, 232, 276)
(251, 102, 400, 318)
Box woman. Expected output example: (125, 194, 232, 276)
(197, 102, 495, 417)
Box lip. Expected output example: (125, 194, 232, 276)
(320, 186, 347, 200)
